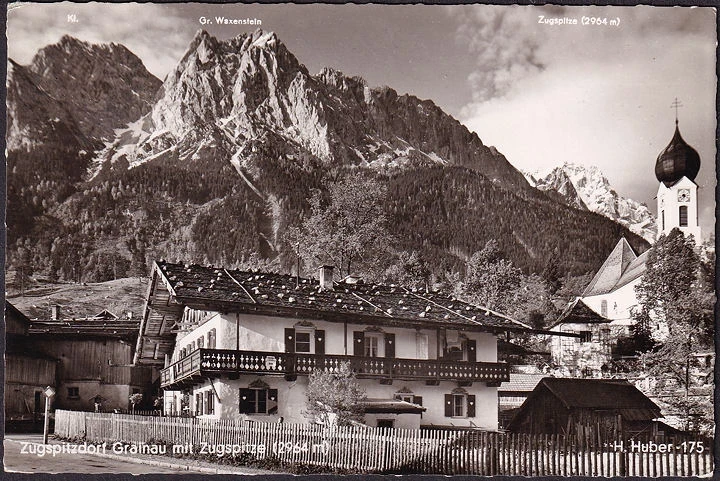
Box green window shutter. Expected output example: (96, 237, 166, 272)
(239, 388, 256, 414)
(314, 330, 326, 355)
(467, 395, 476, 418)
(384, 333, 395, 358)
(285, 328, 295, 353)
(353, 331, 365, 356)
(444, 394, 453, 417)
(413, 396, 422, 406)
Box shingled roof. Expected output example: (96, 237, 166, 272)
(159, 261, 529, 329)
(499, 373, 547, 393)
(549, 298, 610, 329)
(508, 377, 662, 430)
(28, 318, 142, 340)
(582, 238, 649, 297)
(135, 260, 531, 365)
(541, 378, 660, 414)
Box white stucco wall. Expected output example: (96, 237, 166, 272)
(166, 310, 502, 429)
(169, 375, 499, 430)
(583, 279, 641, 326)
(170, 312, 498, 364)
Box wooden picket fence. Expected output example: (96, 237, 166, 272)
(54, 410, 713, 476)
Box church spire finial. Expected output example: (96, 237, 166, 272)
(671, 97, 683, 126)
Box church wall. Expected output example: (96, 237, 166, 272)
(582, 278, 641, 325)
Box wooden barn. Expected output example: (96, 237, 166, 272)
(5, 301, 58, 430)
(5, 302, 157, 421)
(507, 377, 662, 442)
(27, 308, 157, 413)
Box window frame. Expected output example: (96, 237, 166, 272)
(67, 387, 80, 399)
(679, 205, 688, 227)
(364, 333, 382, 357)
(452, 394, 465, 417)
(294, 329, 313, 353)
(239, 388, 278, 415)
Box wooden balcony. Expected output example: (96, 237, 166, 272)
(160, 349, 509, 389)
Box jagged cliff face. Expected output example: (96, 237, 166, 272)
(7, 30, 649, 283)
(529, 163, 657, 242)
(96, 29, 531, 192)
(6, 35, 162, 244)
(6, 59, 93, 155)
(25, 35, 162, 141)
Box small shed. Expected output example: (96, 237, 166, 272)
(498, 373, 546, 428)
(507, 377, 661, 441)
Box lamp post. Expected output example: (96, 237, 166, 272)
(43, 386, 55, 444)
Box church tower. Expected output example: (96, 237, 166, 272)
(655, 111, 701, 242)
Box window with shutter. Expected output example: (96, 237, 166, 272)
(445, 392, 473, 417)
(208, 329, 216, 349)
(239, 387, 278, 414)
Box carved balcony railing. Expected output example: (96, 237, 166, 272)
(160, 349, 509, 389)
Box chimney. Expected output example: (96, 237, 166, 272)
(51, 305, 61, 320)
(319, 266, 334, 291)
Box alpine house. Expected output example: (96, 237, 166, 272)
(134, 261, 533, 429)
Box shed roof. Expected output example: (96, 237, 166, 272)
(508, 377, 662, 431)
(541, 378, 660, 412)
(28, 318, 141, 339)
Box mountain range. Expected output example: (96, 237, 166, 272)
(6, 30, 649, 285)
(525, 163, 657, 243)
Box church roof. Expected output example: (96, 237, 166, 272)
(655, 122, 701, 187)
(582, 238, 643, 296)
(549, 298, 610, 328)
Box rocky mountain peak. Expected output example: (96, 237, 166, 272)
(21, 35, 161, 142)
(530, 162, 656, 242)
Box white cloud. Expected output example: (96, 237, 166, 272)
(450, 5, 716, 237)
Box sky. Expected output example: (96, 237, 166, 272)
(7, 3, 717, 238)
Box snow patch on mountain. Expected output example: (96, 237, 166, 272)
(528, 162, 657, 242)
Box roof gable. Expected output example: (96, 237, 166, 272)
(582, 238, 640, 296)
(550, 298, 610, 328)
(499, 373, 546, 393)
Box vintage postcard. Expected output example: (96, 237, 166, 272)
(4, 2, 716, 477)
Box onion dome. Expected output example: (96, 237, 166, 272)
(655, 121, 701, 186)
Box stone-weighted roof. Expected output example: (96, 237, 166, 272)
(156, 260, 530, 332)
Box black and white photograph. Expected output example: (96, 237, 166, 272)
(3, 2, 716, 476)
